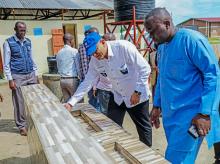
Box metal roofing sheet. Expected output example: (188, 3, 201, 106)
(197, 17, 220, 22)
(19, 0, 63, 9)
(0, 0, 24, 8)
(0, 0, 113, 10)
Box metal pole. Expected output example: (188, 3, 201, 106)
(61, 9, 64, 20)
(133, 6, 136, 46)
(103, 11, 107, 34)
(12, 9, 15, 20)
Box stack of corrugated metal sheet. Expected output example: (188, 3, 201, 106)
(0, 0, 113, 10)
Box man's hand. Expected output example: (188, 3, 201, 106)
(36, 76, 40, 84)
(9, 80, 16, 90)
(64, 103, 73, 112)
(0, 94, 3, 102)
(130, 92, 140, 105)
(93, 89, 97, 97)
(150, 107, 161, 129)
(192, 114, 210, 136)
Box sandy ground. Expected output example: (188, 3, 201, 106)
(0, 82, 215, 164)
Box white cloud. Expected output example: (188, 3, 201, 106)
(155, 0, 220, 24)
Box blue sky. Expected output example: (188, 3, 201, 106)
(156, 0, 220, 25)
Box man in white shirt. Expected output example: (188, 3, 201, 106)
(56, 33, 80, 102)
(92, 33, 116, 115)
(64, 32, 152, 147)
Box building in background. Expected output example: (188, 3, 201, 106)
(177, 17, 220, 38)
(0, 0, 114, 76)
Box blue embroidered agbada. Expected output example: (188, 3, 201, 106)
(154, 28, 220, 163)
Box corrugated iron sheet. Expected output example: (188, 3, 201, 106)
(0, 0, 113, 10)
(197, 17, 220, 22)
(0, 0, 24, 8)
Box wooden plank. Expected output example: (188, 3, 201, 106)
(22, 84, 169, 164)
(21, 84, 115, 164)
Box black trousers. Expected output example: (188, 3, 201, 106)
(107, 94, 152, 147)
(215, 142, 220, 160)
(215, 104, 220, 161)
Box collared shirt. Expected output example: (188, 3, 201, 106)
(3, 35, 38, 80)
(68, 40, 151, 108)
(78, 43, 91, 80)
(92, 57, 112, 91)
(56, 45, 80, 78)
(93, 75, 112, 91)
(154, 28, 220, 151)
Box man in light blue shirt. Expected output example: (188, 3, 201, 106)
(56, 33, 80, 102)
(145, 8, 220, 163)
(65, 32, 152, 147)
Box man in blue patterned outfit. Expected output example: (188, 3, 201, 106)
(144, 8, 220, 163)
(3, 22, 38, 136)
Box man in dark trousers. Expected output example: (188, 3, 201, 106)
(65, 32, 152, 147)
(3, 21, 38, 136)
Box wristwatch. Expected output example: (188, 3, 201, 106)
(134, 90, 141, 96)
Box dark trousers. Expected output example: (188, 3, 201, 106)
(215, 142, 220, 161)
(96, 89, 111, 115)
(107, 94, 152, 147)
(88, 89, 99, 109)
(215, 104, 220, 162)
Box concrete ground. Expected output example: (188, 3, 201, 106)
(0, 82, 215, 164)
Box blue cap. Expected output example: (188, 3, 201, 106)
(83, 32, 101, 56)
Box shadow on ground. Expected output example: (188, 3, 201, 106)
(0, 119, 19, 134)
(0, 156, 31, 164)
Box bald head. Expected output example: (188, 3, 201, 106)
(145, 8, 172, 23)
(63, 33, 74, 46)
(102, 33, 116, 41)
(144, 8, 175, 44)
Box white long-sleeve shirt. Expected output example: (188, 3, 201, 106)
(56, 45, 80, 78)
(68, 40, 151, 108)
(93, 75, 112, 91)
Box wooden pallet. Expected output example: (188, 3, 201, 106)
(21, 84, 169, 164)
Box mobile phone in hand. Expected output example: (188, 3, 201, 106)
(188, 124, 199, 139)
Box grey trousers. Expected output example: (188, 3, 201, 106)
(12, 72, 38, 129)
(60, 78, 79, 102)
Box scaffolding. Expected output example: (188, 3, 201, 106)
(103, 6, 153, 57)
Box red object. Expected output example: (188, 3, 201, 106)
(103, 6, 153, 56)
(0, 49, 3, 76)
(196, 17, 220, 22)
(51, 29, 64, 35)
(195, 17, 220, 22)
(52, 35, 64, 47)
(51, 29, 64, 55)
